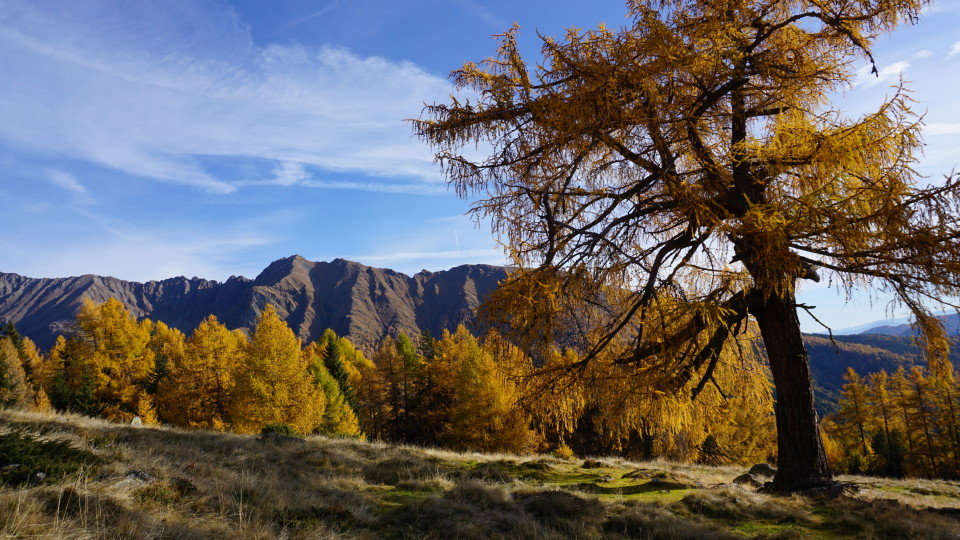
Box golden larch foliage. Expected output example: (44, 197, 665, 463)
(156, 315, 245, 430)
(229, 305, 323, 434)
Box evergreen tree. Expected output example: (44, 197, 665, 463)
(320, 330, 358, 413)
(47, 336, 101, 416)
(306, 358, 361, 437)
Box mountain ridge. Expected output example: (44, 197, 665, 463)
(1, 256, 947, 415)
(0, 255, 508, 350)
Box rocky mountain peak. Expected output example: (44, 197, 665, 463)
(0, 257, 509, 351)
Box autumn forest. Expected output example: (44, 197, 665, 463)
(0, 297, 777, 466)
(0, 295, 957, 481)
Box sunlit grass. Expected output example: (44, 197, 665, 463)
(0, 408, 958, 539)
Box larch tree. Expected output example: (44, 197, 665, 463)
(230, 305, 323, 435)
(866, 370, 904, 477)
(835, 367, 873, 460)
(0, 337, 30, 408)
(438, 326, 537, 453)
(415, 0, 960, 490)
(74, 298, 156, 421)
(156, 315, 246, 430)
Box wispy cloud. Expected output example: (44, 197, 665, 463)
(270, 162, 312, 187)
(44, 172, 83, 194)
(950, 41, 960, 57)
(287, 0, 341, 27)
(855, 60, 910, 87)
(0, 1, 451, 194)
(46, 170, 93, 204)
(234, 160, 449, 194)
(454, 0, 509, 30)
(925, 123, 960, 135)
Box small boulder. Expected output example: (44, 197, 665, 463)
(748, 463, 777, 478)
(125, 470, 155, 483)
(582, 459, 605, 469)
(621, 468, 657, 479)
(733, 474, 762, 488)
(130, 416, 143, 427)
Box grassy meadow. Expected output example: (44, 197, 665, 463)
(0, 409, 958, 539)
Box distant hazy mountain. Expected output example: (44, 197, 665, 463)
(0, 255, 508, 350)
(843, 312, 960, 336)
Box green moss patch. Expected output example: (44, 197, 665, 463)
(0, 430, 101, 486)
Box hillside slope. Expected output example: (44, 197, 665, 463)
(802, 333, 955, 415)
(2, 408, 959, 539)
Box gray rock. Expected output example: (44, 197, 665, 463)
(733, 473, 762, 488)
(124, 470, 155, 483)
(748, 463, 777, 478)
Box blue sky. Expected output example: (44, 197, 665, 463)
(0, 0, 958, 332)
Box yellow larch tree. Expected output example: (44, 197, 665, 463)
(837, 368, 874, 458)
(866, 369, 905, 477)
(0, 337, 31, 408)
(415, 0, 952, 490)
(229, 305, 323, 434)
(156, 315, 246, 430)
(438, 326, 537, 453)
(74, 298, 156, 421)
(18, 336, 51, 411)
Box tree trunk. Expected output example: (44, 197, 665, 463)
(749, 289, 832, 490)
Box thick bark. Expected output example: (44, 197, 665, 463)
(749, 289, 832, 490)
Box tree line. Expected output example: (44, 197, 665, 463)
(825, 353, 960, 479)
(0, 297, 776, 464)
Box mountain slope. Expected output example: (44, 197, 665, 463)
(0, 256, 508, 350)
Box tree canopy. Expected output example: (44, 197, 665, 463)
(415, 0, 958, 490)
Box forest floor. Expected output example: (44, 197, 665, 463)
(0, 409, 958, 539)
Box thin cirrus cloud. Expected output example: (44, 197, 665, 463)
(0, 1, 452, 195)
(46, 170, 94, 205)
(855, 60, 910, 87)
(236, 161, 450, 195)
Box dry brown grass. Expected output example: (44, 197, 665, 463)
(0, 408, 958, 539)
